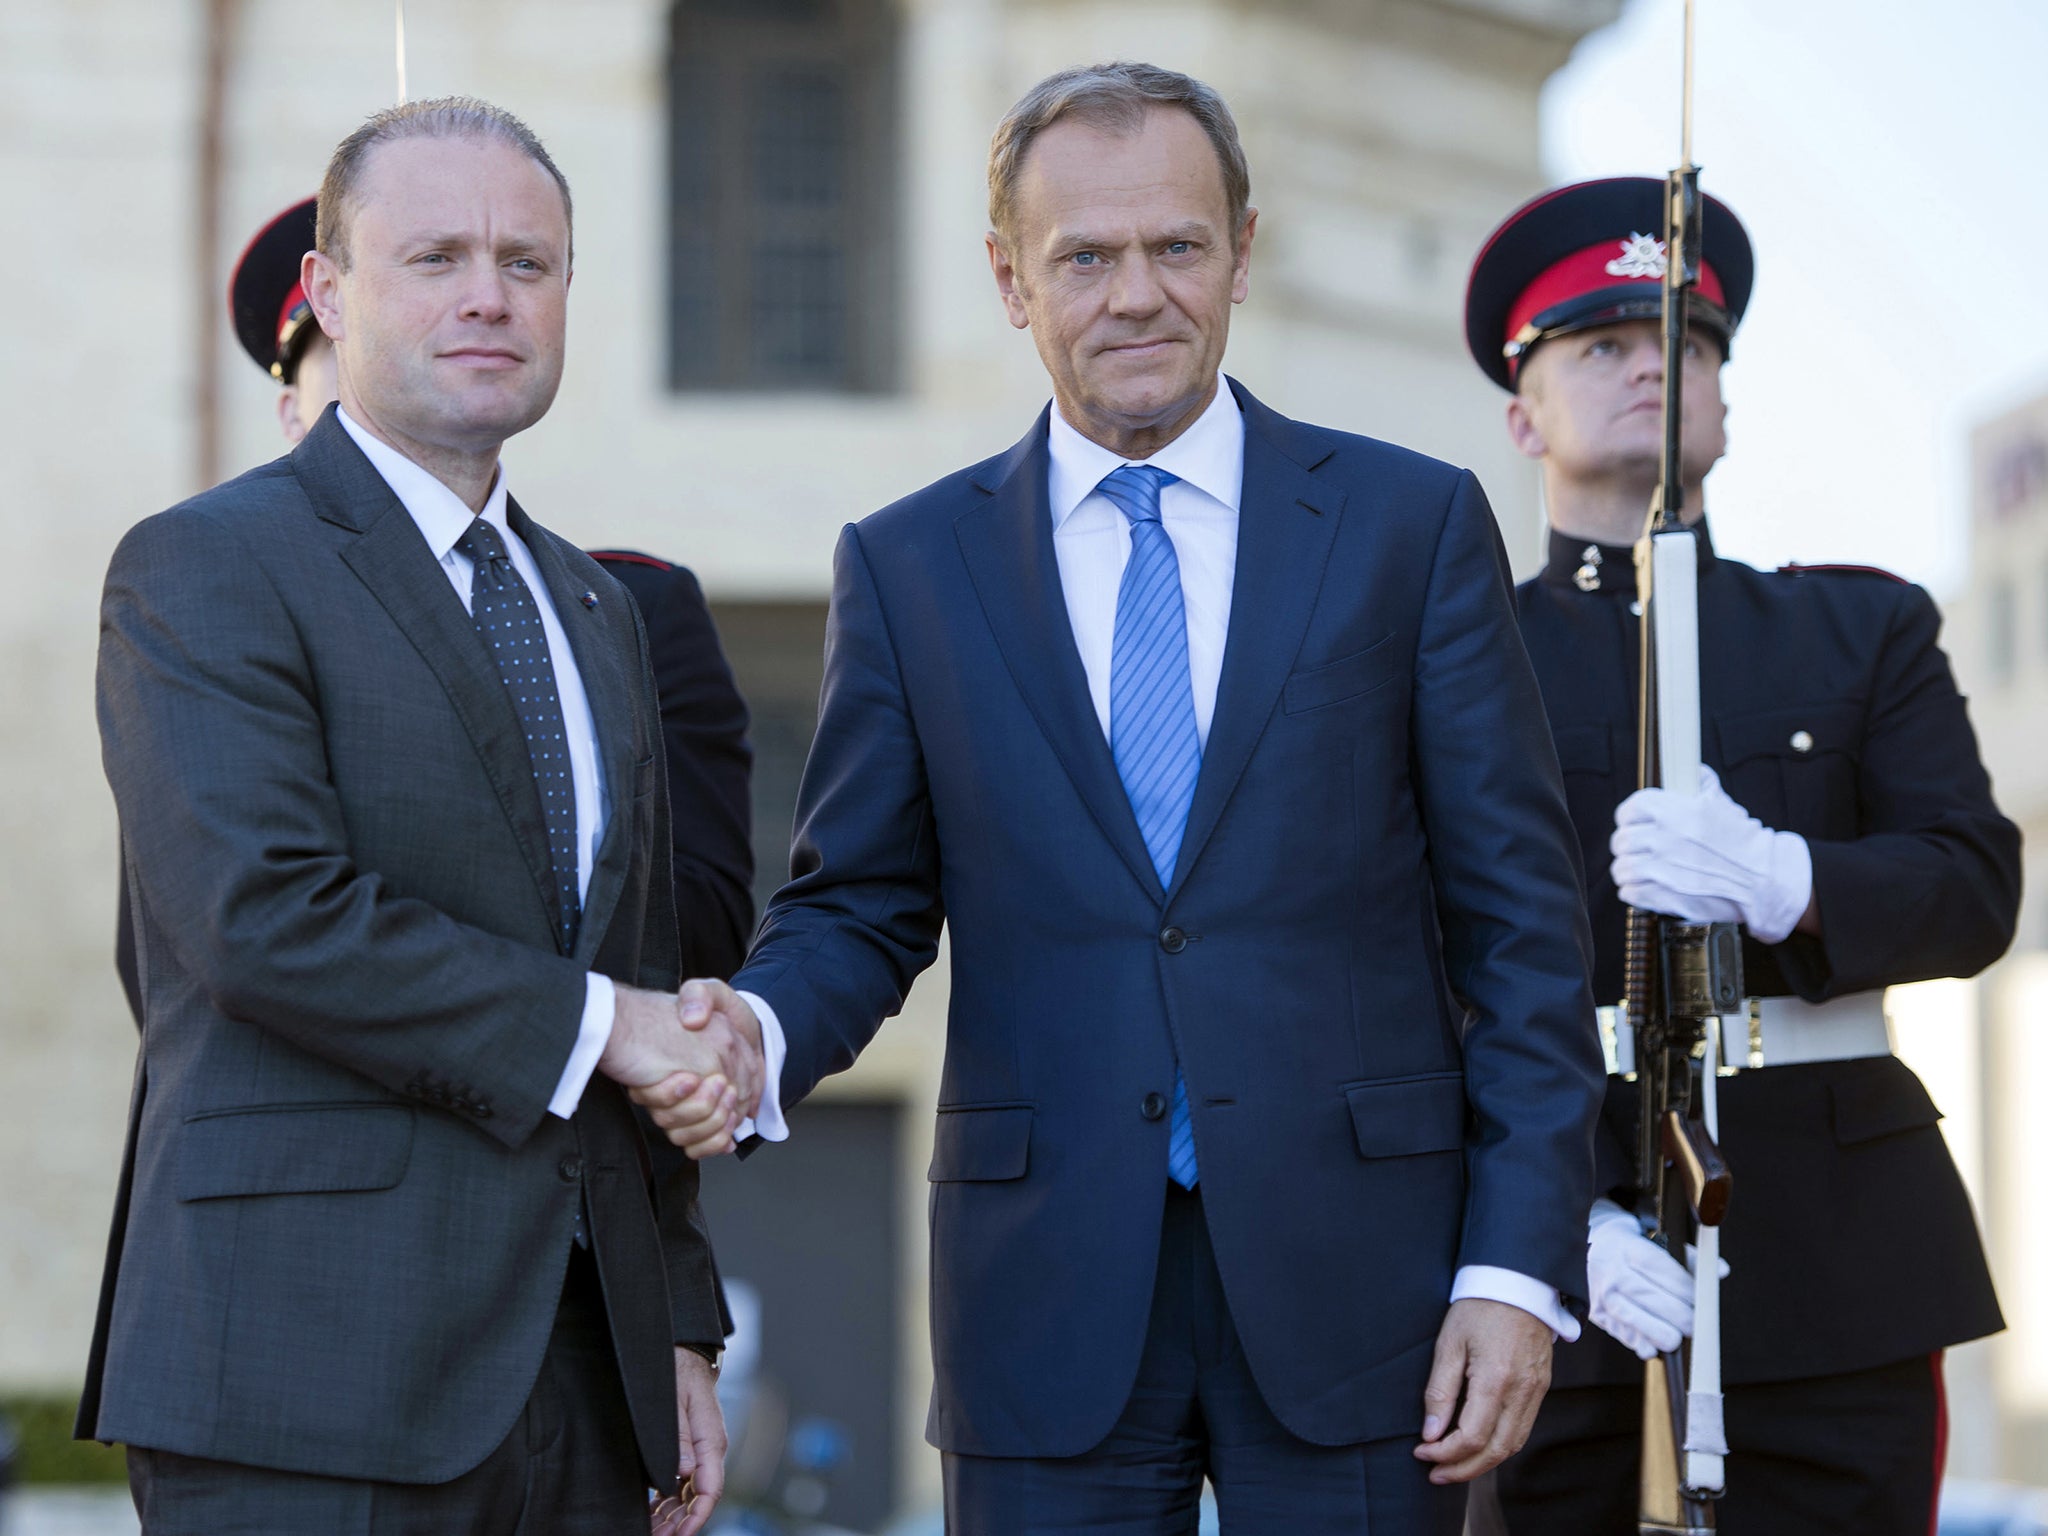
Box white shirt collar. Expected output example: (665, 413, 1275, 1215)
(1046, 375, 1244, 529)
(336, 405, 510, 557)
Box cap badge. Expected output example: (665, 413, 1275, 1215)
(1605, 232, 1668, 281)
(1574, 544, 1604, 592)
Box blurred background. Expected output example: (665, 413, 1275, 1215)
(2, 0, 2043, 1530)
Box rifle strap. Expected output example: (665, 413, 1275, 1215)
(1684, 1391, 1728, 1457)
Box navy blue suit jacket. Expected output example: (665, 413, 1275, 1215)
(736, 381, 1603, 1456)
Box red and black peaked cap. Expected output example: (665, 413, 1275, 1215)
(228, 195, 320, 382)
(1464, 176, 1754, 392)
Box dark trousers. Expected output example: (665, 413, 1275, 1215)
(127, 1244, 648, 1536)
(1492, 1352, 1945, 1535)
(944, 1184, 1464, 1536)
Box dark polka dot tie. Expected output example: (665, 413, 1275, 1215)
(457, 518, 581, 954)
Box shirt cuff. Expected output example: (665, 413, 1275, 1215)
(732, 990, 789, 1143)
(1451, 1264, 1582, 1343)
(547, 972, 615, 1120)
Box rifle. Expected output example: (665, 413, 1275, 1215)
(1628, 2, 1743, 1530)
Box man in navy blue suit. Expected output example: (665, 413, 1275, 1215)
(653, 62, 1605, 1533)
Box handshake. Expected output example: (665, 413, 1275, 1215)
(597, 979, 765, 1158)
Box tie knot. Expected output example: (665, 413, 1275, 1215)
(456, 518, 510, 567)
(1098, 464, 1179, 527)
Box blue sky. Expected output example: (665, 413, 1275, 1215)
(1543, 0, 2048, 593)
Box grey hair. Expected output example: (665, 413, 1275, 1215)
(988, 61, 1251, 246)
(316, 95, 573, 268)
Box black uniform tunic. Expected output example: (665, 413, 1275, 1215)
(1492, 523, 2017, 1534)
(1514, 522, 2012, 1391)
(587, 550, 755, 983)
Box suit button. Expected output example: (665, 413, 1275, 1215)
(1141, 1092, 1168, 1122)
(1159, 927, 1187, 954)
(558, 1156, 584, 1182)
(1790, 729, 1814, 753)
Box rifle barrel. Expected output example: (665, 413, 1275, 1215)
(1681, 0, 1696, 168)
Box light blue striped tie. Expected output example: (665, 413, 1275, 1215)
(1101, 464, 1201, 1190)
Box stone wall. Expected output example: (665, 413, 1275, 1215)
(0, 0, 1615, 1507)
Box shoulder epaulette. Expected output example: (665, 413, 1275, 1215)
(588, 549, 675, 573)
(1776, 561, 1908, 584)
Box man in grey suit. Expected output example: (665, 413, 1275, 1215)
(82, 97, 760, 1535)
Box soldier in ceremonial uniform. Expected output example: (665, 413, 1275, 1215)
(1464, 177, 2019, 1532)
(117, 198, 756, 1021)
(228, 195, 338, 443)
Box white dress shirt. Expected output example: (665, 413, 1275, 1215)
(1045, 378, 1243, 742)
(740, 382, 1576, 1339)
(338, 408, 614, 1118)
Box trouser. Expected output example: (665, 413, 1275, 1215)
(1491, 1352, 1946, 1535)
(944, 1183, 1466, 1535)
(127, 1243, 648, 1535)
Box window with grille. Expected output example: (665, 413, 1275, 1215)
(668, 0, 899, 392)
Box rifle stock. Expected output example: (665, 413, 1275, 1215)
(1639, 1353, 1707, 1535)
(1662, 1109, 1731, 1228)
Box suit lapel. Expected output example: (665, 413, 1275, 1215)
(513, 500, 635, 963)
(955, 414, 1165, 901)
(304, 414, 563, 942)
(1169, 382, 1346, 900)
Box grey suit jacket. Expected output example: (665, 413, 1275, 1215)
(79, 407, 721, 1490)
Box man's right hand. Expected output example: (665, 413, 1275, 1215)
(601, 985, 764, 1154)
(652, 980, 769, 1162)
(677, 978, 759, 1043)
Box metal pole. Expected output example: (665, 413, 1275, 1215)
(193, 0, 238, 493)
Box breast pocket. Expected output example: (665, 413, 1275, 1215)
(1551, 725, 1611, 776)
(1714, 701, 1864, 836)
(1283, 632, 1402, 715)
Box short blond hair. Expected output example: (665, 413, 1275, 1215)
(988, 61, 1251, 247)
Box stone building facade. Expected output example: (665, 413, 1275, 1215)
(0, 0, 1619, 1520)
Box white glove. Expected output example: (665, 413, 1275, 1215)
(1586, 1198, 1730, 1361)
(1610, 764, 1813, 944)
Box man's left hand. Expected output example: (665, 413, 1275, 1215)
(651, 1348, 726, 1536)
(1411, 1297, 1553, 1484)
(637, 1072, 741, 1158)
